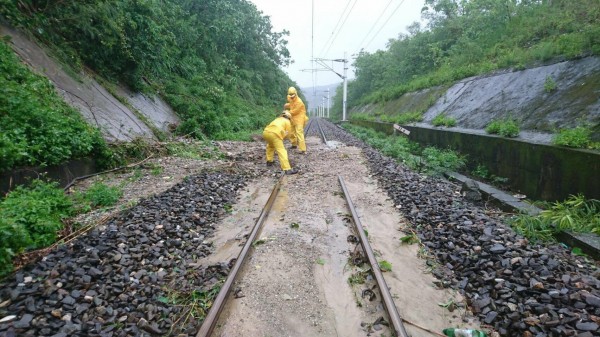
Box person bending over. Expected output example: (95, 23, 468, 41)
(263, 111, 299, 175)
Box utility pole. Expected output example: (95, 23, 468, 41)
(326, 89, 330, 118)
(304, 54, 349, 121)
(342, 52, 348, 121)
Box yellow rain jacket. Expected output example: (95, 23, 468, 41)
(263, 114, 293, 170)
(286, 87, 307, 126)
(264, 115, 292, 140)
(286, 87, 307, 152)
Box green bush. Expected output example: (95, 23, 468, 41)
(421, 147, 466, 175)
(431, 114, 457, 127)
(544, 76, 557, 93)
(471, 164, 490, 179)
(485, 118, 520, 138)
(0, 39, 109, 172)
(510, 195, 600, 242)
(552, 126, 595, 149)
(0, 179, 75, 276)
(344, 124, 464, 175)
(82, 182, 123, 208)
(393, 112, 424, 125)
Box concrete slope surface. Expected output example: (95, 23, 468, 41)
(0, 25, 179, 142)
(423, 57, 600, 133)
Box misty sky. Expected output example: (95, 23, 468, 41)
(249, 0, 426, 89)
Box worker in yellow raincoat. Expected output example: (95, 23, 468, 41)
(286, 87, 308, 154)
(263, 111, 299, 175)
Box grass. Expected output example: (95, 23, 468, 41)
(552, 126, 600, 149)
(161, 280, 223, 333)
(343, 124, 466, 176)
(0, 177, 130, 277)
(400, 233, 420, 245)
(485, 118, 520, 138)
(348, 271, 367, 285)
(166, 140, 224, 160)
(544, 76, 557, 93)
(509, 194, 600, 242)
(431, 114, 457, 127)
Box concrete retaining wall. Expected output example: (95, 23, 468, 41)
(352, 120, 600, 201)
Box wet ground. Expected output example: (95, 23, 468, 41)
(1, 120, 598, 337)
(212, 136, 467, 336)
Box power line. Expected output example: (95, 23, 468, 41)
(318, 0, 358, 57)
(318, 0, 353, 56)
(312, 0, 315, 89)
(355, 0, 393, 53)
(323, 0, 359, 57)
(363, 0, 406, 51)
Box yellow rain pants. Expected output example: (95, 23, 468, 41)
(263, 115, 293, 170)
(263, 131, 291, 170)
(287, 87, 307, 152)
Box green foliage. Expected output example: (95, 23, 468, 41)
(485, 118, 520, 138)
(421, 146, 466, 175)
(0, 0, 296, 150)
(471, 164, 509, 186)
(378, 260, 392, 272)
(0, 39, 109, 172)
(81, 182, 123, 208)
(98, 138, 157, 169)
(0, 179, 74, 276)
(552, 126, 598, 149)
(383, 111, 424, 125)
(348, 271, 367, 285)
(431, 114, 457, 127)
(544, 76, 557, 93)
(349, 113, 374, 122)
(165, 141, 224, 160)
(400, 233, 420, 245)
(162, 281, 223, 322)
(509, 195, 600, 241)
(343, 124, 464, 176)
(471, 164, 490, 179)
(542, 195, 600, 234)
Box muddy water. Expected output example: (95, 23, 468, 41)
(345, 176, 470, 336)
(206, 136, 473, 336)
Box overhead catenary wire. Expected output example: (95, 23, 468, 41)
(318, 0, 353, 56)
(320, 0, 359, 57)
(362, 0, 406, 51)
(354, 0, 394, 53)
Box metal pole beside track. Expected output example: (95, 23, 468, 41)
(338, 176, 410, 337)
(196, 175, 284, 337)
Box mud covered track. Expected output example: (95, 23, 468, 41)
(1, 119, 598, 337)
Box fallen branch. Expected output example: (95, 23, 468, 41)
(63, 154, 154, 191)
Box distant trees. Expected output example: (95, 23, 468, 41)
(334, 0, 600, 118)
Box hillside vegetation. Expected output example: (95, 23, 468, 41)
(0, 0, 295, 171)
(0, 38, 109, 171)
(331, 0, 600, 120)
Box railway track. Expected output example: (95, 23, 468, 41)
(3, 118, 597, 337)
(197, 118, 411, 337)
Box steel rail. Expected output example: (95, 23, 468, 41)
(338, 176, 410, 337)
(303, 117, 313, 135)
(316, 118, 328, 144)
(196, 175, 284, 337)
